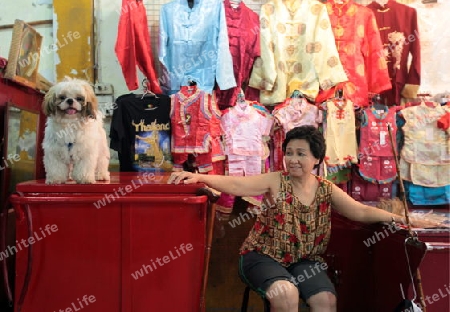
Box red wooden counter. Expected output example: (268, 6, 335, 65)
(9, 173, 215, 312)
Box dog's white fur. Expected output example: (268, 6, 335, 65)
(42, 78, 110, 184)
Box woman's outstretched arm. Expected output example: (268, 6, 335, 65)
(168, 171, 280, 197)
(331, 184, 443, 228)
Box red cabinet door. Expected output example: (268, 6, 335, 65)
(11, 175, 209, 312)
(324, 212, 427, 312)
(14, 200, 122, 312)
(410, 229, 450, 312)
(124, 197, 207, 312)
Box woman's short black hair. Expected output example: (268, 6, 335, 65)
(282, 125, 326, 165)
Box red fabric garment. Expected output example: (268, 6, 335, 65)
(316, 0, 391, 106)
(170, 85, 215, 154)
(437, 111, 450, 131)
(357, 106, 398, 184)
(244, 86, 262, 102)
(215, 0, 260, 110)
(359, 106, 397, 157)
(358, 156, 396, 184)
(209, 94, 225, 162)
(351, 169, 392, 201)
(270, 126, 283, 171)
(367, 0, 421, 106)
(115, 0, 162, 93)
(0, 57, 7, 69)
(270, 100, 291, 171)
(172, 152, 213, 173)
(211, 160, 225, 175)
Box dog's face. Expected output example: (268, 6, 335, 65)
(43, 78, 98, 119)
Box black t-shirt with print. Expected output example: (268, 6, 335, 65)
(110, 93, 173, 172)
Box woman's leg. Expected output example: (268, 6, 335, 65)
(307, 291, 337, 312)
(238, 251, 299, 312)
(265, 280, 299, 312)
(287, 259, 337, 311)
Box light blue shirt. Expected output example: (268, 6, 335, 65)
(159, 0, 236, 94)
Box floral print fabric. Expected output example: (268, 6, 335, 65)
(248, 0, 348, 105)
(240, 172, 333, 266)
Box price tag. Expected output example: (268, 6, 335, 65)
(380, 131, 387, 146)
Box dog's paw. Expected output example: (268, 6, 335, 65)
(45, 178, 65, 185)
(96, 171, 110, 181)
(74, 176, 96, 184)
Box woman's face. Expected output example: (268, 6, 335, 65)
(284, 139, 320, 177)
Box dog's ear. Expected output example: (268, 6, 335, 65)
(43, 87, 57, 116)
(81, 81, 98, 119)
(84, 101, 96, 119)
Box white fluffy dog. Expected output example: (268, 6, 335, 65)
(42, 78, 110, 184)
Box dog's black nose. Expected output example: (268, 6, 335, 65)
(67, 98, 74, 105)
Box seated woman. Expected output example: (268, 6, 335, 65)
(168, 125, 436, 312)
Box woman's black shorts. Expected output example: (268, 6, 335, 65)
(238, 251, 337, 302)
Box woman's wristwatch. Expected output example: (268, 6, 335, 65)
(391, 216, 397, 226)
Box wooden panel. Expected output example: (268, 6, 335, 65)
(206, 200, 265, 311)
(53, 0, 94, 83)
(207, 229, 264, 310)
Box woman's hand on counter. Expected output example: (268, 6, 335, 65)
(167, 171, 200, 185)
(409, 215, 449, 229)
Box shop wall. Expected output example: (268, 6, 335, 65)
(95, 0, 129, 97)
(53, 0, 95, 82)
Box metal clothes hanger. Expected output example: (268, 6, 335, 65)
(290, 90, 303, 99)
(371, 94, 386, 110)
(335, 88, 344, 100)
(236, 89, 248, 109)
(229, 0, 242, 9)
(139, 78, 158, 100)
(417, 93, 437, 108)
